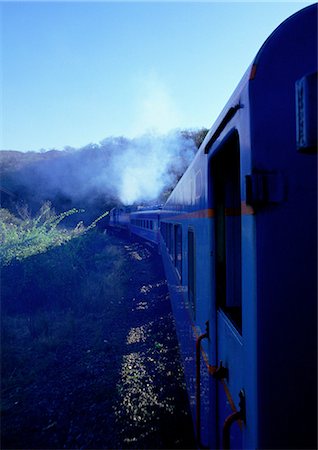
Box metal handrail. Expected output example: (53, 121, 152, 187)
(195, 321, 209, 448)
(222, 390, 246, 450)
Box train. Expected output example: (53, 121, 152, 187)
(108, 5, 317, 449)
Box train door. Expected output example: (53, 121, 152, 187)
(211, 130, 244, 449)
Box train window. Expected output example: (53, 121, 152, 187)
(160, 222, 165, 240)
(174, 224, 182, 279)
(188, 229, 196, 318)
(166, 223, 170, 250)
(211, 131, 242, 332)
(167, 223, 171, 255)
(169, 223, 174, 259)
(195, 170, 202, 198)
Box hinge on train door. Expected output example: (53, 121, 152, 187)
(237, 389, 246, 423)
(245, 172, 285, 207)
(212, 360, 229, 381)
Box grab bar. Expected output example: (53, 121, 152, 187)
(195, 321, 209, 448)
(222, 390, 246, 449)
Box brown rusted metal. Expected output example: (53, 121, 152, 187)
(222, 410, 242, 450)
(222, 390, 246, 449)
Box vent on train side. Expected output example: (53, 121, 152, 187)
(295, 71, 317, 153)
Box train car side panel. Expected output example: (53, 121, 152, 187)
(248, 5, 317, 448)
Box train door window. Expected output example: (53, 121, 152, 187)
(166, 224, 169, 250)
(188, 229, 196, 318)
(161, 222, 166, 242)
(168, 223, 174, 258)
(174, 224, 182, 279)
(211, 130, 242, 332)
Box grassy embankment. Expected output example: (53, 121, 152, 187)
(0, 203, 126, 396)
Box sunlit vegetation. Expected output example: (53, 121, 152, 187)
(0, 203, 83, 266)
(0, 202, 110, 266)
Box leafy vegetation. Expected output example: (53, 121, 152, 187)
(1, 230, 129, 447)
(0, 202, 109, 266)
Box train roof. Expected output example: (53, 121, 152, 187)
(200, 4, 317, 156)
(130, 209, 162, 217)
(163, 4, 316, 211)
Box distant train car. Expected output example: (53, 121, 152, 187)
(159, 5, 317, 450)
(108, 206, 135, 233)
(130, 208, 161, 247)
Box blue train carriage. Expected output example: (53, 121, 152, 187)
(130, 208, 162, 247)
(160, 5, 317, 450)
(108, 206, 135, 233)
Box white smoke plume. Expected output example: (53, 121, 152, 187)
(110, 132, 196, 205)
(129, 74, 183, 138)
(1, 130, 200, 219)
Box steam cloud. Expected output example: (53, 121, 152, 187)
(2, 131, 198, 212)
(2, 72, 202, 216)
(110, 132, 196, 205)
(129, 74, 183, 138)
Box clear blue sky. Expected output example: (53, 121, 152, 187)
(1, 1, 314, 152)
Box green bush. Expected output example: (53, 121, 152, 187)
(0, 202, 109, 266)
